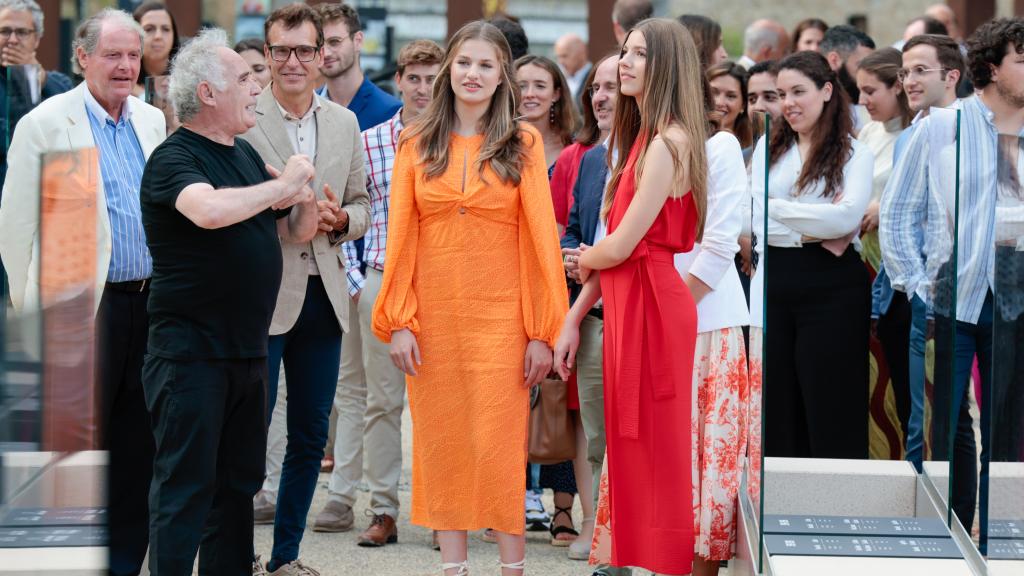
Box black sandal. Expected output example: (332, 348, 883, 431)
(549, 505, 579, 547)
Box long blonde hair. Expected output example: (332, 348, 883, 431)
(399, 20, 527, 185)
(603, 18, 708, 241)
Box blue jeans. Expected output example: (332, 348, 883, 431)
(931, 293, 992, 548)
(905, 295, 928, 472)
(266, 277, 343, 567)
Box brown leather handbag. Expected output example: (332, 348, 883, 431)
(528, 377, 576, 464)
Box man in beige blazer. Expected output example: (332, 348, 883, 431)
(240, 5, 369, 574)
(0, 9, 165, 576)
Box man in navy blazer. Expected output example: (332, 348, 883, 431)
(557, 54, 630, 576)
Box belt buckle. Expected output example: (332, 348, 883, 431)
(138, 278, 148, 293)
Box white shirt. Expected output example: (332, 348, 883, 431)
(276, 96, 321, 158)
(276, 95, 322, 274)
(589, 136, 615, 308)
(737, 55, 757, 70)
(857, 117, 905, 203)
(749, 135, 875, 327)
(674, 132, 750, 332)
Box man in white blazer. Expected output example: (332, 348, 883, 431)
(0, 9, 165, 575)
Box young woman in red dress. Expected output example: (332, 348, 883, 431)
(554, 18, 708, 576)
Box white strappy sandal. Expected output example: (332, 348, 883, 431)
(441, 560, 469, 576)
(500, 559, 525, 573)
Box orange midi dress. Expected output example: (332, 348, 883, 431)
(372, 124, 568, 534)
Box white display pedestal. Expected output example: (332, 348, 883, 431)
(0, 451, 106, 574)
(735, 457, 986, 576)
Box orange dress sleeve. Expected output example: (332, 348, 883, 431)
(372, 140, 420, 343)
(517, 125, 569, 347)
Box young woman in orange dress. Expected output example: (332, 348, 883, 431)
(555, 18, 708, 576)
(371, 21, 568, 576)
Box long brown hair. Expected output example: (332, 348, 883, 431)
(399, 21, 526, 185)
(514, 54, 578, 146)
(770, 50, 852, 198)
(677, 14, 721, 71)
(857, 47, 913, 128)
(707, 61, 753, 148)
(603, 19, 708, 241)
(792, 18, 828, 51)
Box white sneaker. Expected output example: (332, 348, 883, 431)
(525, 491, 550, 532)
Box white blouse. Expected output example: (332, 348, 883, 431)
(857, 117, 905, 202)
(674, 131, 750, 333)
(748, 135, 875, 327)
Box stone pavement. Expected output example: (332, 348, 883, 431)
(250, 408, 729, 576)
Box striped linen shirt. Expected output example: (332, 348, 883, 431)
(343, 108, 404, 296)
(880, 95, 1013, 324)
(84, 89, 151, 282)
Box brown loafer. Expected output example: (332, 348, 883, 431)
(357, 513, 397, 547)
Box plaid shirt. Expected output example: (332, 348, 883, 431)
(344, 108, 404, 295)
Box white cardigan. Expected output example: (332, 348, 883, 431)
(674, 131, 750, 333)
(748, 135, 875, 328)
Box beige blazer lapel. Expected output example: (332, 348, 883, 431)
(253, 87, 296, 167)
(310, 96, 341, 201)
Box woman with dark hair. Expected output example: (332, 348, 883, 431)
(856, 48, 912, 234)
(373, 21, 567, 576)
(132, 1, 179, 97)
(678, 14, 728, 71)
(707, 62, 753, 151)
(751, 50, 873, 459)
(792, 17, 828, 53)
(555, 18, 708, 575)
(234, 38, 272, 88)
(515, 55, 578, 170)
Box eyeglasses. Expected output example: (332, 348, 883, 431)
(896, 66, 947, 82)
(268, 44, 320, 63)
(324, 35, 353, 50)
(0, 27, 36, 39)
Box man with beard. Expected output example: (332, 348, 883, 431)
(881, 17, 1024, 545)
(820, 25, 875, 133)
(314, 2, 399, 130)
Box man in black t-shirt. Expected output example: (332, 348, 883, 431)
(138, 29, 318, 576)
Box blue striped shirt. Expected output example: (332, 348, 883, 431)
(880, 95, 1012, 324)
(84, 89, 151, 282)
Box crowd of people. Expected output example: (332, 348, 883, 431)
(0, 0, 1020, 574)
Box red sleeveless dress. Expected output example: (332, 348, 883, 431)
(600, 138, 698, 574)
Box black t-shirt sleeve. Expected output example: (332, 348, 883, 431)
(143, 140, 213, 208)
(237, 137, 292, 220)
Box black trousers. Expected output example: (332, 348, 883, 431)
(143, 356, 267, 576)
(877, 293, 912, 440)
(764, 244, 870, 459)
(96, 287, 153, 576)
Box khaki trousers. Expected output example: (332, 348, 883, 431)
(576, 313, 606, 508)
(327, 267, 406, 516)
